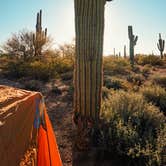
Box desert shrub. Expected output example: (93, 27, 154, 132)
(126, 74, 144, 86)
(102, 87, 111, 99)
(131, 65, 140, 73)
(51, 86, 62, 95)
(137, 55, 163, 66)
(29, 61, 57, 81)
(103, 56, 131, 75)
(141, 85, 166, 115)
(5, 60, 30, 78)
(101, 91, 166, 166)
(141, 65, 151, 77)
(104, 76, 122, 90)
(24, 80, 41, 91)
(61, 71, 73, 81)
(152, 75, 166, 88)
(54, 57, 73, 74)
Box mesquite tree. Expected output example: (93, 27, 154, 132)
(74, 0, 112, 132)
(157, 33, 165, 59)
(33, 10, 47, 56)
(128, 26, 138, 68)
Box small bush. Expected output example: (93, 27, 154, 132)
(141, 65, 151, 77)
(102, 87, 111, 99)
(101, 91, 166, 166)
(103, 56, 131, 75)
(152, 75, 166, 88)
(137, 55, 163, 66)
(5, 60, 29, 78)
(61, 71, 73, 81)
(126, 74, 144, 86)
(104, 76, 122, 90)
(54, 58, 73, 74)
(141, 85, 166, 115)
(51, 86, 62, 95)
(24, 80, 41, 91)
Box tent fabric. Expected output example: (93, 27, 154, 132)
(37, 109, 62, 166)
(0, 86, 40, 166)
(0, 85, 62, 166)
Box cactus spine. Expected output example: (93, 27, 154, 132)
(33, 10, 47, 56)
(157, 33, 165, 59)
(128, 26, 138, 67)
(124, 45, 126, 58)
(74, 0, 109, 127)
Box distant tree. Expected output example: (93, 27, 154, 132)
(3, 30, 34, 58)
(3, 29, 52, 59)
(58, 42, 75, 63)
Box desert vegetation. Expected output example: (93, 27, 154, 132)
(0, 1, 166, 166)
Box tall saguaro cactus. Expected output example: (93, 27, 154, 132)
(157, 33, 165, 59)
(74, 0, 111, 131)
(128, 26, 138, 67)
(33, 10, 47, 56)
(113, 48, 116, 57)
(124, 45, 126, 58)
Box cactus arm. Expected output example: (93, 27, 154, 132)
(157, 43, 160, 50)
(157, 33, 165, 58)
(163, 40, 165, 50)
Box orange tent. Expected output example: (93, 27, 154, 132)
(37, 108, 62, 166)
(0, 85, 62, 166)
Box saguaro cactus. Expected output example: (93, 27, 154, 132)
(74, 0, 112, 132)
(33, 10, 47, 56)
(119, 52, 121, 57)
(113, 48, 116, 57)
(157, 33, 165, 59)
(124, 45, 126, 58)
(128, 26, 138, 67)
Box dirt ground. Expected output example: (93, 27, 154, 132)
(0, 78, 74, 166)
(0, 66, 166, 166)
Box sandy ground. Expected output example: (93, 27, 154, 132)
(0, 78, 74, 166)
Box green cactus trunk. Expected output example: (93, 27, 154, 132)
(124, 45, 127, 58)
(129, 41, 134, 66)
(157, 33, 165, 59)
(33, 10, 47, 56)
(74, 0, 106, 126)
(128, 26, 138, 68)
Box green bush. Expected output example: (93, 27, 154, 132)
(104, 76, 122, 90)
(6, 59, 58, 81)
(51, 86, 62, 95)
(141, 85, 166, 115)
(102, 87, 111, 99)
(141, 65, 151, 77)
(54, 58, 73, 74)
(152, 75, 166, 88)
(126, 74, 144, 86)
(24, 80, 41, 91)
(103, 56, 131, 75)
(29, 61, 57, 81)
(5, 60, 29, 78)
(101, 91, 166, 166)
(61, 71, 73, 81)
(137, 55, 163, 66)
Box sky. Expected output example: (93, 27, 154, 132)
(0, 0, 166, 55)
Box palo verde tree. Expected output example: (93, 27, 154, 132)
(33, 10, 47, 56)
(128, 26, 138, 68)
(157, 33, 165, 59)
(74, 0, 112, 149)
